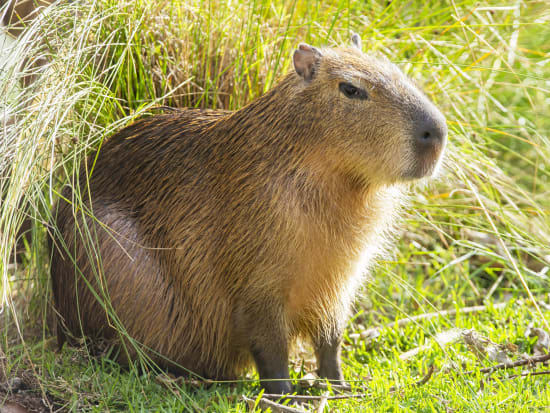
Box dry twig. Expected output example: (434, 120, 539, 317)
(262, 393, 365, 401)
(389, 364, 435, 392)
(465, 352, 550, 375)
(360, 303, 507, 339)
(488, 370, 550, 381)
(242, 395, 309, 413)
(307, 381, 352, 392)
(315, 392, 329, 413)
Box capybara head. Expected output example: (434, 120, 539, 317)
(290, 38, 447, 186)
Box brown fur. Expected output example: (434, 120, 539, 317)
(49, 41, 446, 392)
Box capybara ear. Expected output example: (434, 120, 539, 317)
(293, 43, 322, 81)
(351, 32, 362, 50)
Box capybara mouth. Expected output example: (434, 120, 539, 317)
(404, 141, 446, 180)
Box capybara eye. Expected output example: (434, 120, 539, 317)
(339, 82, 368, 100)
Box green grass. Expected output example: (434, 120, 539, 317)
(1, 0, 549, 411)
(4, 301, 548, 411)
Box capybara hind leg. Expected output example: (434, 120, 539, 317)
(314, 333, 344, 384)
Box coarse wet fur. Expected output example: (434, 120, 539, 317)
(49, 37, 447, 394)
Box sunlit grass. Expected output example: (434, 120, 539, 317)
(1, 0, 549, 411)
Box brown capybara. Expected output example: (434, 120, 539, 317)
(49, 35, 447, 394)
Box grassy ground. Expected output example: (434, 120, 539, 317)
(1, 0, 549, 411)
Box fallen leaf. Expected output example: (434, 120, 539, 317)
(526, 324, 550, 357)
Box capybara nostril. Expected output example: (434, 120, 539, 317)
(415, 109, 447, 147)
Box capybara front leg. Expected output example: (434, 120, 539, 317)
(251, 341, 292, 393)
(314, 333, 344, 384)
(248, 319, 292, 394)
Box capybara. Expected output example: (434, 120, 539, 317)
(49, 35, 447, 394)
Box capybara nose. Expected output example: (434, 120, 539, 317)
(414, 110, 447, 148)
